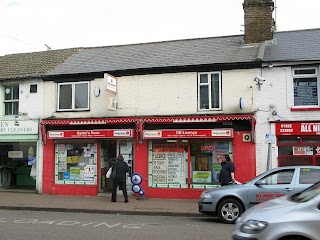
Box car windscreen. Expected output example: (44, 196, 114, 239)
(290, 181, 320, 203)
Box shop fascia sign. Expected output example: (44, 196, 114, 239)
(143, 129, 233, 139)
(48, 129, 134, 139)
(0, 120, 38, 135)
(276, 122, 320, 135)
(104, 73, 117, 93)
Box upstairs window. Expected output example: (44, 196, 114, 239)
(57, 82, 89, 111)
(293, 67, 319, 107)
(4, 85, 19, 115)
(198, 72, 221, 110)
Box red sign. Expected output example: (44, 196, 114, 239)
(143, 129, 233, 139)
(276, 122, 320, 136)
(48, 129, 134, 139)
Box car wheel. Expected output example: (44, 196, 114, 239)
(217, 198, 243, 224)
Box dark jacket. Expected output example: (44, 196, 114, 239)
(114, 160, 129, 182)
(219, 161, 235, 185)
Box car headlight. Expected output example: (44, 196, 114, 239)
(240, 220, 268, 234)
(200, 192, 211, 199)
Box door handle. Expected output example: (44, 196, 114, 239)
(284, 188, 292, 192)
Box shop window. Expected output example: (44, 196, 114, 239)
(0, 142, 37, 188)
(55, 143, 97, 185)
(57, 81, 89, 111)
(148, 140, 188, 188)
(302, 136, 320, 144)
(4, 85, 19, 115)
(278, 155, 313, 166)
(292, 67, 319, 107)
(190, 140, 232, 187)
(278, 136, 300, 145)
(198, 72, 221, 111)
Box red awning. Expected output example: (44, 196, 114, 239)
(140, 114, 253, 124)
(41, 114, 253, 126)
(41, 117, 137, 126)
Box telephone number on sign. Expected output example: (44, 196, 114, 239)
(279, 129, 293, 132)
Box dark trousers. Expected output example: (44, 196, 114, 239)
(111, 180, 128, 202)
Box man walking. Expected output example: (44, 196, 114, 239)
(218, 154, 236, 186)
(111, 154, 129, 203)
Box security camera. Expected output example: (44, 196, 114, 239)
(255, 75, 265, 82)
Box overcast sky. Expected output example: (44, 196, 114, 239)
(1, 0, 319, 56)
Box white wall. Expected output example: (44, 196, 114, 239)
(254, 65, 320, 174)
(0, 79, 44, 120)
(0, 79, 44, 193)
(43, 70, 256, 118)
(19, 79, 44, 119)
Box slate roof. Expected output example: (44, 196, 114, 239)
(264, 28, 320, 62)
(44, 28, 320, 77)
(46, 35, 259, 76)
(0, 48, 82, 80)
(2, 29, 319, 80)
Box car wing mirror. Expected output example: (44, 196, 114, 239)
(255, 179, 265, 186)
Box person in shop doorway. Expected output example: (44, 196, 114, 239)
(111, 154, 129, 203)
(218, 154, 237, 186)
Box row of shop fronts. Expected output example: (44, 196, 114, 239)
(1, 116, 319, 199)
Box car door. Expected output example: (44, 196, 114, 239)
(247, 168, 297, 208)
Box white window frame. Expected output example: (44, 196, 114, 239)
(4, 85, 19, 115)
(292, 67, 319, 107)
(57, 81, 90, 111)
(197, 72, 222, 111)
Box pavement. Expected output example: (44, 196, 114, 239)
(0, 190, 202, 217)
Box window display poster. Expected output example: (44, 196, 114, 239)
(149, 144, 188, 187)
(316, 146, 320, 155)
(84, 165, 96, 181)
(58, 157, 67, 172)
(293, 146, 306, 155)
(152, 152, 167, 184)
(58, 144, 67, 172)
(153, 144, 185, 153)
(70, 167, 81, 180)
(197, 157, 208, 170)
(167, 152, 185, 184)
(209, 142, 230, 163)
(63, 172, 70, 180)
(192, 171, 212, 183)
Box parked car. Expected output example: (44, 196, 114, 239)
(232, 180, 320, 240)
(198, 166, 320, 223)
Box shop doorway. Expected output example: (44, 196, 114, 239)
(0, 142, 37, 191)
(100, 140, 133, 193)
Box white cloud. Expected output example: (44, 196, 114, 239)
(0, 0, 319, 56)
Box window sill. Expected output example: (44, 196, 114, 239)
(291, 107, 320, 111)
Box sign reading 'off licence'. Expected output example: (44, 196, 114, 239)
(143, 129, 233, 139)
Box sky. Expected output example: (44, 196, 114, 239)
(1, 0, 319, 56)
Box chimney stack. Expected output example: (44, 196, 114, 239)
(243, 0, 275, 44)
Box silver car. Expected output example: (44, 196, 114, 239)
(232, 181, 320, 240)
(198, 166, 320, 223)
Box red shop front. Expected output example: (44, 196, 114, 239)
(276, 122, 320, 166)
(133, 114, 256, 199)
(41, 114, 256, 199)
(41, 118, 136, 196)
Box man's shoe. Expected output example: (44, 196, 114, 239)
(112, 200, 116, 202)
(125, 200, 129, 203)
